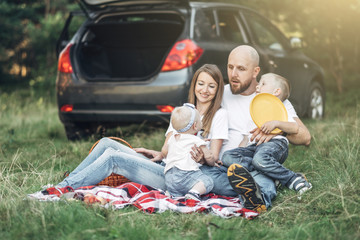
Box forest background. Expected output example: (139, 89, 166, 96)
(1, 0, 359, 92)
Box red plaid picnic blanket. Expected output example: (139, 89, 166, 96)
(28, 182, 259, 219)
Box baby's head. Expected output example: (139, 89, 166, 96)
(171, 103, 202, 134)
(256, 73, 290, 101)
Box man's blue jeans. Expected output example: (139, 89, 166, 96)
(200, 165, 276, 208)
(222, 138, 296, 187)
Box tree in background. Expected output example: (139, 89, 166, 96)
(0, 0, 41, 81)
(295, 0, 360, 93)
(0, 0, 73, 86)
(1, 0, 359, 93)
(224, 0, 360, 93)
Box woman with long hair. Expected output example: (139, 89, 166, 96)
(41, 64, 229, 195)
(164, 64, 227, 163)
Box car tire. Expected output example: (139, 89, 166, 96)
(307, 81, 325, 119)
(64, 122, 93, 141)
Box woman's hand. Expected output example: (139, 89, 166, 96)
(134, 148, 163, 162)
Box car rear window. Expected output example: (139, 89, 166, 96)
(97, 13, 183, 24)
(242, 11, 288, 52)
(217, 10, 246, 44)
(194, 9, 218, 41)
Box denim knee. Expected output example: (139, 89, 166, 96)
(98, 137, 112, 146)
(221, 151, 233, 167)
(94, 137, 115, 152)
(221, 149, 240, 167)
(252, 155, 268, 171)
(222, 149, 254, 171)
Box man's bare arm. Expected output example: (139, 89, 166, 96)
(286, 117, 311, 146)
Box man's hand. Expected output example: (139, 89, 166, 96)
(250, 128, 276, 145)
(134, 148, 163, 162)
(190, 145, 205, 164)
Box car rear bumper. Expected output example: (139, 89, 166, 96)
(56, 68, 191, 124)
(59, 109, 171, 124)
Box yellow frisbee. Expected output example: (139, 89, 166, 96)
(250, 93, 287, 134)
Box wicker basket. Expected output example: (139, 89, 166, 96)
(96, 173, 130, 187)
(90, 137, 132, 187)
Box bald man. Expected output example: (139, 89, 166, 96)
(200, 45, 311, 212)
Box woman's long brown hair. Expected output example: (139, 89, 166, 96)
(187, 64, 224, 138)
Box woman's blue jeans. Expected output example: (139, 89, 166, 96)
(58, 137, 166, 190)
(58, 137, 276, 208)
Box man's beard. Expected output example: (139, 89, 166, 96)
(230, 78, 252, 94)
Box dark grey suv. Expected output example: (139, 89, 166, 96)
(56, 0, 325, 140)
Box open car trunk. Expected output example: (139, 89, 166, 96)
(77, 13, 185, 81)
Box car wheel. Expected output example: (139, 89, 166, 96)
(64, 122, 93, 141)
(307, 82, 325, 119)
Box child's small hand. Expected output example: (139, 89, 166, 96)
(261, 121, 278, 134)
(213, 160, 222, 168)
(214, 162, 221, 168)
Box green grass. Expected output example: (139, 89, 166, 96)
(0, 82, 359, 240)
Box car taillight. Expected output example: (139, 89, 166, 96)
(156, 105, 175, 113)
(60, 104, 73, 112)
(161, 39, 203, 72)
(58, 43, 73, 73)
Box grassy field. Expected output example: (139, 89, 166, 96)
(0, 82, 359, 240)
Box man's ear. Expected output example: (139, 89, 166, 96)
(273, 88, 281, 97)
(253, 66, 261, 78)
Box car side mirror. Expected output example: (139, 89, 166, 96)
(290, 37, 302, 49)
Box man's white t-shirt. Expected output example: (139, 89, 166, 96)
(163, 134, 207, 173)
(221, 84, 298, 152)
(221, 84, 255, 153)
(165, 108, 228, 158)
